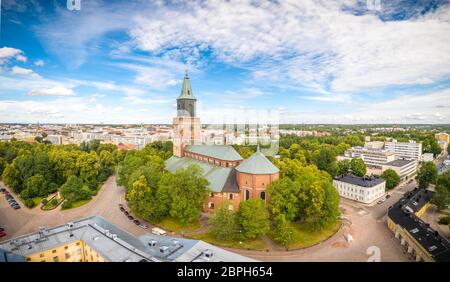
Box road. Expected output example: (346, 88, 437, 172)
(1, 175, 411, 262)
(0, 176, 150, 241)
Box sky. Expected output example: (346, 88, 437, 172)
(0, 0, 449, 124)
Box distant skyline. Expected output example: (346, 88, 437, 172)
(1, 0, 450, 124)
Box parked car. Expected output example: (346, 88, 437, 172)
(0, 231, 6, 238)
(133, 219, 140, 225)
(7, 198, 15, 203)
(12, 204, 20, 210)
(0, 227, 5, 232)
(4, 191, 10, 195)
(151, 227, 167, 236)
(344, 234, 353, 242)
(119, 207, 125, 212)
(124, 211, 129, 216)
(386, 194, 391, 199)
(0, 188, 6, 193)
(127, 215, 134, 220)
(139, 224, 148, 229)
(118, 203, 123, 207)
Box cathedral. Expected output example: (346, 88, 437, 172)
(165, 72, 279, 212)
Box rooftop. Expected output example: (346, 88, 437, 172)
(185, 145, 243, 161)
(0, 216, 255, 262)
(165, 156, 238, 193)
(334, 175, 385, 187)
(235, 151, 279, 175)
(388, 188, 450, 262)
(385, 159, 416, 167)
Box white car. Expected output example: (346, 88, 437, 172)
(151, 227, 167, 236)
(345, 234, 353, 242)
(139, 224, 149, 229)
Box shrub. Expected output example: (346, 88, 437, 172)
(50, 198, 58, 206)
(42, 198, 48, 205)
(25, 199, 35, 208)
(438, 216, 450, 225)
(62, 201, 72, 209)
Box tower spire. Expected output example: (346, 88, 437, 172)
(179, 70, 195, 99)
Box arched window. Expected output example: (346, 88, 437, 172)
(245, 190, 250, 200)
(260, 191, 266, 200)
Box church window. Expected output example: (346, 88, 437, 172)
(245, 190, 250, 200)
(260, 191, 266, 200)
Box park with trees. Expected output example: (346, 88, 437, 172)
(0, 139, 120, 209)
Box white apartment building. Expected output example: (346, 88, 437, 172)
(385, 141, 422, 161)
(333, 175, 386, 204)
(339, 146, 396, 169)
(382, 159, 418, 181)
(421, 153, 434, 162)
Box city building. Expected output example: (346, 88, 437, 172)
(333, 175, 386, 204)
(166, 73, 279, 212)
(364, 141, 385, 150)
(421, 153, 434, 162)
(435, 132, 450, 144)
(0, 216, 256, 262)
(387, 188, 450, 262)
(382, 159, 418, 181)
(339, 146, 396, 169)
(385, 141, 422, 161)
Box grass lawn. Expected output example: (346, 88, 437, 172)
(272, 220, 341, 250)
(31, 197, 42, 207)
(188, 232, 269, 251)
(157, 217, 201, 233)
(67, 199, 91, 209)
(42, 198, 64, 210)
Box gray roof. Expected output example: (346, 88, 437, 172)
(0, 216, 256, 262)
(178, 71, 196, 100)
(165, 156, 238, 192)
(235, 151, 279, 175)
(185, 145, 243, 161)
(385, 159, 416, 167)
(334, 175, 385, 188)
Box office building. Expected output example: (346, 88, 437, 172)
(382, 159, 418, 181)
(385, 141, 422, 161)
(333, 175, 386, 204)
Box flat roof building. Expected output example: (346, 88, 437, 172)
(385, 141, 422, 161)
(382, 159, 418, 181)
(340, 146, 395, 169)
(0, 216, 256, 262)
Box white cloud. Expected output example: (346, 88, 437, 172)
(27, 86, 75, 97)
(129, 0, 450, 93)
(34, 59, 45, 66)
(11, 66, 40, 78)
(0, 47, 26, 65)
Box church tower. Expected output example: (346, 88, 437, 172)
(172, 71, 202, 157)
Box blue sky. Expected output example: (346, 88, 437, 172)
(0, 0, 449, 124)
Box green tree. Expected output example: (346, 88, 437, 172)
(237, 199, 269, 240)
(209, 204, 238, 241)
(0, 157, 6, 174)
(272, 214, 294, 248)
(416, 161, 438, 189)
(381, 169, 401, 190)
(350, 158, 366, 177)
(312, 146, 338, 177)
(60, 175, 91, 202)
(166, 165, 209, 224)
(433, 171, 450, 210)
(337, 159, 350, 176)
(24, 174, 48, 198)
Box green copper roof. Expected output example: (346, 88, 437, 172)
(165, 156, 234, 192)
(185, 145, 243, 161)
(235, 151, 279, 175)
(178, 71, 196, 100)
